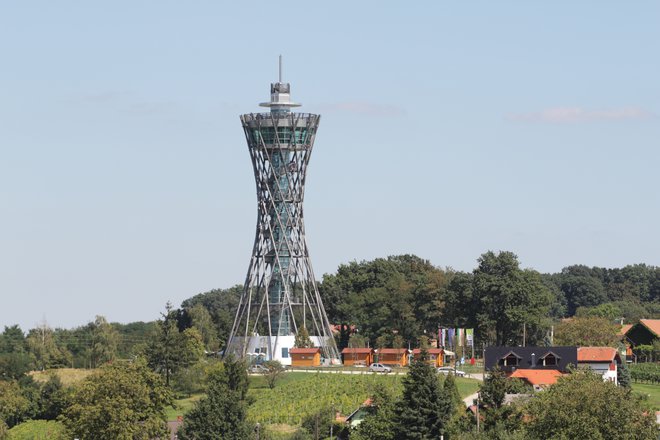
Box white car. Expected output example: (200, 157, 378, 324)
(437, 366, 466, 377)
(368, 363, 392, 373)
(248, 364, 269, 374)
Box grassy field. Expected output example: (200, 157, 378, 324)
(165, 394, 204, 421)
(455, 376, 480, 398)
(631, 382, 660, 410)
(29, 368, 96, 386)
(7, 420, 67, 440)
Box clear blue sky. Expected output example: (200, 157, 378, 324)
(1, 2, 659, 330)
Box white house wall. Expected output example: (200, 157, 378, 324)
(578, 361, 618, 385)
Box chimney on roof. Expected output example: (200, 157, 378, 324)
(531, 353, 536, 368)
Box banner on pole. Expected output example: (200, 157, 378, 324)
(466, 328, 474, 347)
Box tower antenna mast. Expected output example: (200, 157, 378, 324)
(278, 54, 282, 83)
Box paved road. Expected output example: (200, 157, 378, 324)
(168, 420, 182, 439)
(277, 370, 485, 378)
(284, 368, 408, 375)
(463, 392, 479, 407)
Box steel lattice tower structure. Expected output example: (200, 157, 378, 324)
(225, 59, 340, 365)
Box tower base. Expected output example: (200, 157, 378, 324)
(232, 335, 339, 366)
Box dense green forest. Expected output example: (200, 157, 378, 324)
(176, 251, 660, 351)
(1, 251, 659, 438)
(2, 251, 658, 372)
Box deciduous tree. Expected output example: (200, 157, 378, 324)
(262, 360, 285, 389)
(61, 358, 172, 440)
(25, 321, 71, 370)
(86, 315, 119, 368)
(187, 304, 219, 352)
(473, 251, 553, 346)
(553, 316, 620, 347)
(524, 370, 656, 439)
(0, 380, 30, 428)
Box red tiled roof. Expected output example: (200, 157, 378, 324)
(330, 324, 357, 334)
(577, 347, 618, 362)
(411, 348, 444, 355)
(290, 347, 320, 354)
(341, 347, 373, 354)
(509, 369, 564, 386)
(378, 348, 409, 354)
(640, 319, 660, 337)
(618, 324, 633, 336)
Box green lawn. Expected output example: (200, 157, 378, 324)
(631, 382, 660, 410)
(165, 394, 204, 421)
(455, 377, 480, 398)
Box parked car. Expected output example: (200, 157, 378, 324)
(368, 363, 392, 373)
(248, 364, 269, 374)
(437, 366, 466, 377)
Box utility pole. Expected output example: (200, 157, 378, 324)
(329, 402, 334, 439)
(523, 323, 526, 347)
(476, 393, 480, 433)
(550, 325, 554, 345)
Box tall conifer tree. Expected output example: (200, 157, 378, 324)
(393, 349, 452, 439)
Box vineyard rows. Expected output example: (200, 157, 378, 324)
(247, 372, 403, 425)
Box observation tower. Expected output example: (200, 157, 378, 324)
(225, 58, 340, 365)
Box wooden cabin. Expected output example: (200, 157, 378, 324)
(341, 347, 373, 366)
(411, 348, 445, 367)
(290, 347, 321, 367)
(377, 348, 409, 367)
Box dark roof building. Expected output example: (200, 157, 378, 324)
(484, 346, 577, 373)
(625, 319, 660, 347)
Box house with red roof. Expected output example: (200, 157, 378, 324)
(290, 347, 321, 367)
(411, 348, 445, 367)
(341, 347, 373, 366)
(509, 369, 565, 390)
(623, 319, 660, 362)
(618, 324, 633, 338)
(577, 347, 622, 385)
(625, 319, 660, 347)
(376, 348, 410, 367)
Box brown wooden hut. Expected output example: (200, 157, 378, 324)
(411, 348, 445, 367)
(341, 347, 373, 366)
(377, 348, 409, 367)
(290, 347, 321, 367)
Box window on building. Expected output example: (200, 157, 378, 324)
(281, 347, 289, 358)
(542, 353, 557, 366)
(498, 352, 520, 367)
